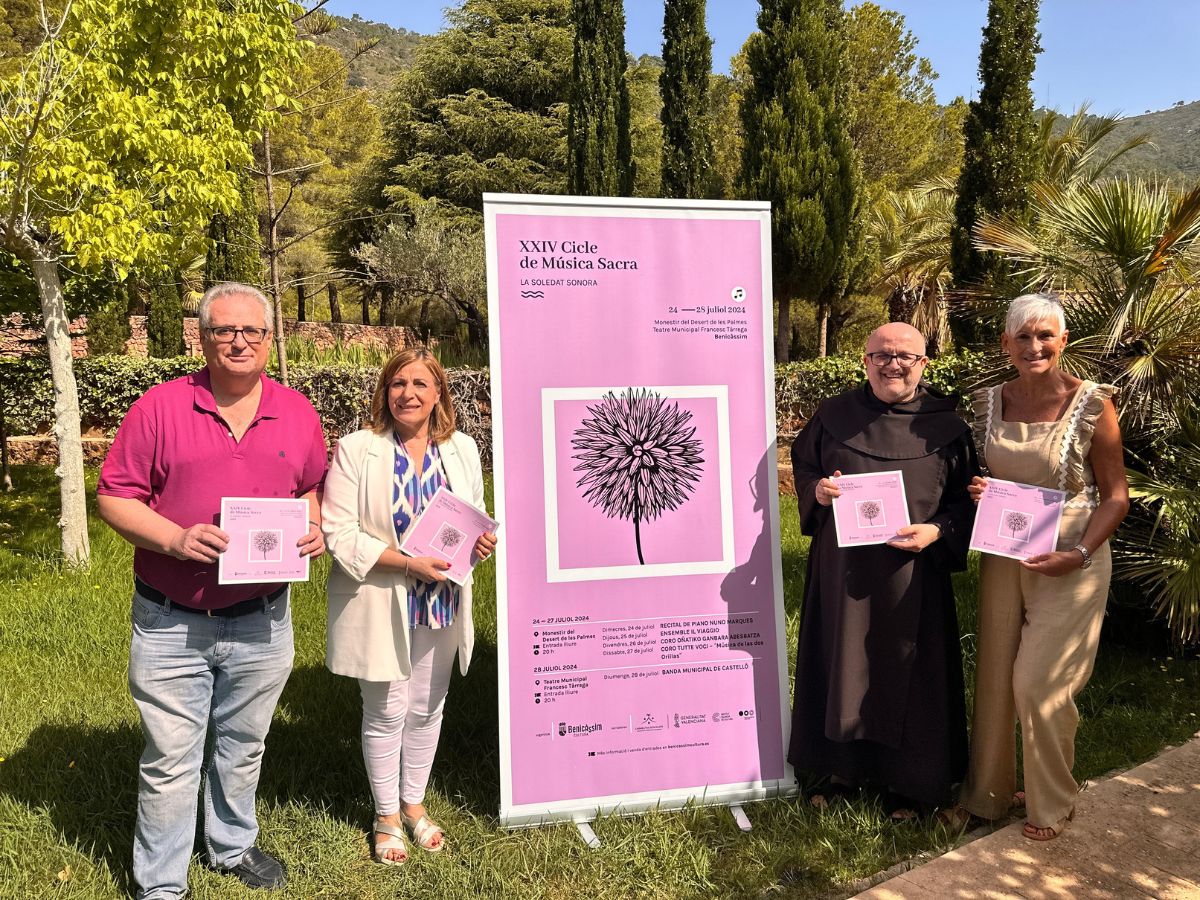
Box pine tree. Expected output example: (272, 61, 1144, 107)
(204, 171, 261, 288)
(950, 0, 1041, 287)
(147, 278, 184, 358)
(660, 0, 712, 198)
(741, 0, 861, 361)
(568, 0, 634, 196)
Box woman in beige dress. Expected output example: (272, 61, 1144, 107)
(956, 293, 1129, 840)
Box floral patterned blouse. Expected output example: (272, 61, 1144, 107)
(393, 434, 460, 628)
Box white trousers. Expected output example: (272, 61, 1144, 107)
(358, 625, 457, 814)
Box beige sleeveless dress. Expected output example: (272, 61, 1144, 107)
(958, 380, 1115, 827)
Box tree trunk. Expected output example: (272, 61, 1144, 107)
(31, 255, 90, 565)
(261, 126, 289, 386)
(0, 397, 11, 492)
(296, 282, 306, 322)
(417, 294, 432, 341)
(816, 301, 829, 358)
(361, 285, 373, 325)
(378, 283, 394, 326)
(827, 304, 853, 356)
(775, 295, 791, 363)
(327, 281, 343, 323)
(126, 278, 145, 316)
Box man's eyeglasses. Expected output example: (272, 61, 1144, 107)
(865, 351, 924, 367)
(205, 326, 269, 345)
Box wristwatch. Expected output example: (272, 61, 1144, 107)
(1073, 544, 1093, 569)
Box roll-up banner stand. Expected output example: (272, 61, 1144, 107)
(484, 194, 794, 828)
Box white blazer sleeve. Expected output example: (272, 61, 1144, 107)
(321, 434, 389, 582)
(464, 434, 485, 511)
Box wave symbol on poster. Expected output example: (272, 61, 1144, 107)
(570, 388, 704, 565)
(520, 290, 545, 298)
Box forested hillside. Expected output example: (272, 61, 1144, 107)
(312, 13, 424, 92)
(319, 13, 1198, 182)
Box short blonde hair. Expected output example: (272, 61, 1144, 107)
(369, 348, 457, 443)
(1006, 292, 1066, 335)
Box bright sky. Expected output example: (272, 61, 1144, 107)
(322, 0, 1199, 117)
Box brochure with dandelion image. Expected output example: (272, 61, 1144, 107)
(218, 497, 311, 584)
(969, 478, 1065, 560)
(399, 485, 499, 586)
(830, 470, 911, 547)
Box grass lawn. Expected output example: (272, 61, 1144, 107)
(1, 465, 1197, 899)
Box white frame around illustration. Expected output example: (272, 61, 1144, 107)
(540, 383, 734, 583)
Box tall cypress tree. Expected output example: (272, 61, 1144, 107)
(660, 0, 712, 199)
(204, 171, 261, 288)
(950, 0, 1041, 287)
(568, 0, 634, 196)
(147, 278, 184, 358)
(741, 0, 860, 362)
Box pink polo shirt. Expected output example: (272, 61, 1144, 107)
(98, 368, 328, 610)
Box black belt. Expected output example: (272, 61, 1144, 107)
(134, 577, 287, 618)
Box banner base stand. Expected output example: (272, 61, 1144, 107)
(575, 821, 602, 849)
(729, 804, 752, 833)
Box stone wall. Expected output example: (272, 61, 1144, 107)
(0, 313, 89, 357)
(1, 313, 420, 359)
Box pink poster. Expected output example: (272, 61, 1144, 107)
(830, 471, 911, 547)
(969, 477, 1066, 560)
(217, 497, 310, 584)
(399, 485, 499, 586)
(485, 195, 792, 828)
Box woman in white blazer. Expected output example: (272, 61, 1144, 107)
(322, 348, 496, 866)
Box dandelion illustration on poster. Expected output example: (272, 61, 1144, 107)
(1001, 509, 1033, 543)
(434, 522, 469, 560)
(855, 499, 885, 528)
(249, 529, 283, 562)
(570, 388, 704, 565)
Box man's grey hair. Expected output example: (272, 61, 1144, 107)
(198, 283, 274, 330)
(1006, 292, 1066, 335)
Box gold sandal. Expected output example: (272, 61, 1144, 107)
(400, 810, 445, 852)
(372, 818, 408, 866)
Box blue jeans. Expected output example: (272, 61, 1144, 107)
(127, 588, 294, 900)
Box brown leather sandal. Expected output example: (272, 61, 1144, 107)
(1023, 808, 1074, 841)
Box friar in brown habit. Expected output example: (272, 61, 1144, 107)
(788, 323, 978, 816)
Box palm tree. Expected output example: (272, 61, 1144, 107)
(1035, 103, 1153, 190)
(871, 177, 956, 354)
(870, 106, 1152, 354)
(1119, 413, 1200, 644)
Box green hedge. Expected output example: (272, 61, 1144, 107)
(775, 349, 986, 435)
(1, 351, 988, 456)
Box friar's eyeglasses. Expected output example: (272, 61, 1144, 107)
(866, 351, 924, 367)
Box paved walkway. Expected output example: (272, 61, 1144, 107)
(854, 732, 1200, 899)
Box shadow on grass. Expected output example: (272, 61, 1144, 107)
(0, 465, 94, 558)
(0, 721, 142, 894)
(262, 647, 504, 823)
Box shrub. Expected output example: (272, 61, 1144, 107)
(775, 349, 986, 436)
(2, 353, 992, 458)
(0, 357, 494, 466)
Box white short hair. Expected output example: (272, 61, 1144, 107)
(1005, 292, 1066, 335)
(198, 282, 273, 330)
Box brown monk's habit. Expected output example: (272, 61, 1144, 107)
(788, 383, 978, 806)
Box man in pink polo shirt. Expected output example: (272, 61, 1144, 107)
(98, 283, 327, 900)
